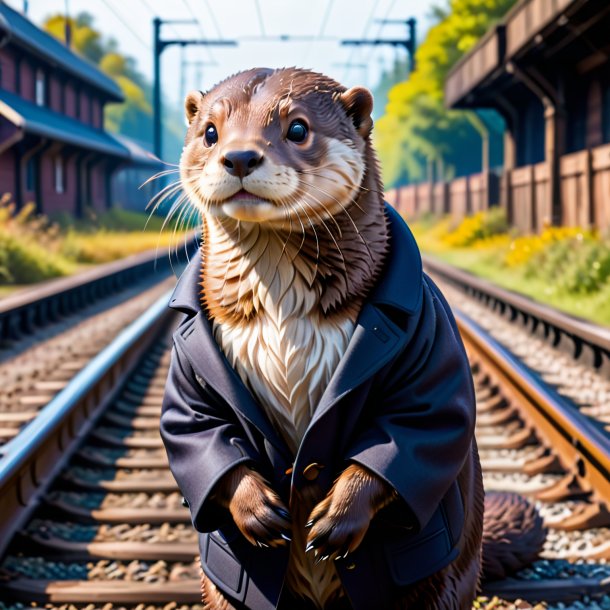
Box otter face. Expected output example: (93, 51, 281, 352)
(180, 68, 374, 225)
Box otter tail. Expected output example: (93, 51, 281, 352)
(481, 491, 547, 581)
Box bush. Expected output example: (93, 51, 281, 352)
(505, 226, 590, 268)
(525, 237, 610, 295)
(0, 229, 70, 283)
(0, 195, 190, 286)
(443, 208, 508, 248)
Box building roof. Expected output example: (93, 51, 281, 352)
(445, 0, 580, 109)
(0, 88, 129, 157)
(113, 134, 162, 167)
(0, 3, 123, 102)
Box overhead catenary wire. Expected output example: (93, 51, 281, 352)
(342, 0, 381, 83)
(254, 0, 266, 37)
(302, 0, 335, 65)
(365, 0, 398, 63)
(202, 0, 223, 39)
(100, 0, 151, 50)
(102, 3, 148, 49)
(137, 1, 184, 42)
(180, 0, 216, 64)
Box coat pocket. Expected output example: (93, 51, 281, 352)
(383, 505, 458, 587)
(201, 529, 247, 601)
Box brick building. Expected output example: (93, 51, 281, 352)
(0, 2, 160, 216)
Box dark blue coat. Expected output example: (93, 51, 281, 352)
(160, 205, 476, 610)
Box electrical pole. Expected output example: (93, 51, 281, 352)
(341, 17, 417, 77)
(153, 17, 236, 159)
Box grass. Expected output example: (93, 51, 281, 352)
(0, 194, 194, 289)
(409, 210, 610, 327)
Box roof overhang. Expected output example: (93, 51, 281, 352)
(444, 0, 586, 109)
(0, 90, 129, 158)
(0, 13, 10, 48)
(0, 4, 124, 102)
(112, 134, 162, 168)
(445, 26, 506, 109)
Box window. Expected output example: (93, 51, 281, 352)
(26, 157, 36, 191)
(54, 156, 64, 194)
(35, 69, 46, 106)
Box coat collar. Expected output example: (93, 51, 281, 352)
(168, 203, 423, 322)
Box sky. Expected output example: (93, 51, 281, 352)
(6, 0, 436, 109)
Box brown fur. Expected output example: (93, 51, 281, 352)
(180, 68, 483, 609)
(212, 464, 291, 548)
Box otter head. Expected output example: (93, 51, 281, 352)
(180, 67, 374, 225)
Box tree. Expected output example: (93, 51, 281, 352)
(373, 0, 517, 187)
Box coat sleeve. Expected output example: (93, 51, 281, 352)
(160, 340, 260, 532)
(345, 276, 476, 532)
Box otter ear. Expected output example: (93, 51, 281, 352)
(340, 86, 374, 138)
(185, 90, 204, 124)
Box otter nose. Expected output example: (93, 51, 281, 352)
(222, 150, 263, 179)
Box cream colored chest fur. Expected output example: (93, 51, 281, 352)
(213, 285, 354, 454)
(204, 217, 356, 453)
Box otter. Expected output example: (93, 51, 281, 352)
(160, 67, 544, 610)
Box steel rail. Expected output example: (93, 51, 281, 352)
(0, 289, 173, 556)
(455, 308, 610, 603)
(424, 255, 610, 367)
(0, 247, 181, 343)
(456, 310, 610, 504)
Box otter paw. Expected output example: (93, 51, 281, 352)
(228, 470, 291, 548)
(304, 464, 392, 562)
(305, 492, 372, 562)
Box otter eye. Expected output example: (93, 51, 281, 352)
(204, 124, 218, 146)
(286, 120, 308, 143)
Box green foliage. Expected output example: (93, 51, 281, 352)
(0, 197, 72, 284)
(443, 208, 508, 247)
(525, 236, 610, 294)
(0, 195, 189, 286)
(0, 231, 69, 283)
(374, 0, 517, 187)
(412, 212, 610, 324)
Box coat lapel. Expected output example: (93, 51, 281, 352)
(175, 313, 293, 459)
(307, 303, 408, 428)
(304, 204, 423, 430)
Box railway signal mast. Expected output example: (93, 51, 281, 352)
(152, 18, 236, 159)
(341, 17, 417, 76)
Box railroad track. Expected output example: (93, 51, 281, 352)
(0, 247, 179, 347)
(0, 255, 609, 609)
(0, 246, 195, 456)
(425, 256, 610, 608)
(0, 290, 204, 607)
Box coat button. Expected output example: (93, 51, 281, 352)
(303, 463, 324, 481)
